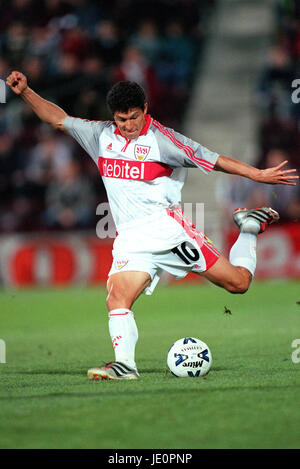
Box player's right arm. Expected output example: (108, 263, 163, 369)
(6, 71, 67, 131)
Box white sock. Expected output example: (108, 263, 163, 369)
(229, 225, 258, 276)
(108, 308, 138, 369)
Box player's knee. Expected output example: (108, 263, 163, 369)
(225, 267, 252, 294)
(106, 291, 122, 310)
(106, 285, 130, 310)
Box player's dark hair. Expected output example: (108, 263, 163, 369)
(106, 81, 147, 115)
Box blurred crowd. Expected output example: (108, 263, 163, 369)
(218, 0, 300, 225)
(0, 0, 215, 233)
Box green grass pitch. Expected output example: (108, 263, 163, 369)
(1, 280, 300, 449)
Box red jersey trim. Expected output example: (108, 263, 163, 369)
(152, 120, 215, 172)
(114, 114, 152, 136)
(166, 207, 220, 270)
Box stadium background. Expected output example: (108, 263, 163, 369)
(1, 0, 300, 451)
(0, 0, 300, 286)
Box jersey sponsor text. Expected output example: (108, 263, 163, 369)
(98, 157, 172, 181)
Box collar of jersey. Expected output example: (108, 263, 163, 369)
(113, 114, 152, 137)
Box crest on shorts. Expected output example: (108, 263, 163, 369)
(115, 260, 128, 270)
(134, 144, 150, 161)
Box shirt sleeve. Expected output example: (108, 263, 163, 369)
(64, 116, 107, 164)
(154, 124, 219, 174)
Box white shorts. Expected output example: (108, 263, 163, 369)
(108, 208, 221, 295)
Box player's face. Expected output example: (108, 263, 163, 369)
(114, 104, 148, 140)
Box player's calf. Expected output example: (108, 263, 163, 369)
(199, 256, 251, 294)
(223, 266, 251, 294)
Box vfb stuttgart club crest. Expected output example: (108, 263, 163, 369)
(134, 144, 150, 161)
(115, 260, 128, 270)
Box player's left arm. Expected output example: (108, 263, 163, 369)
(214, 155, 299, 186)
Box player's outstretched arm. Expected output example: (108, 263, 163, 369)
(214, 155, 299, 186)
(6, 71, 67, 131)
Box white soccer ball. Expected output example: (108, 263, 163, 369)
(167, 337, 212, 377)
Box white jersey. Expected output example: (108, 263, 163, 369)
(64, 114, 219, 251)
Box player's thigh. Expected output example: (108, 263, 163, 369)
(106, 270, 151, 309)
(198, 254, 251, 292)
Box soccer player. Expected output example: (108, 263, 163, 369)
(6, 71, 298, 380)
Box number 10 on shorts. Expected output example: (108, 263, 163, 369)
(171, 242, 200, 265)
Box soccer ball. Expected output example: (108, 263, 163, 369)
(167, 337, 212, 377)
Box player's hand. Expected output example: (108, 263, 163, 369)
(6, 71, 28, 95)
(256, 160, 299, 186)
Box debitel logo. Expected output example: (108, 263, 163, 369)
(97, 157, 172, 181)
